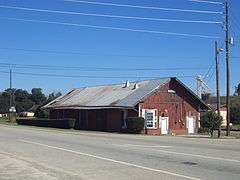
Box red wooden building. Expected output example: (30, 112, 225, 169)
(43, 77, 209, 135)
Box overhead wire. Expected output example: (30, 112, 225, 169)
(0, 5, 223, 24)
(1, 17, 220, 39)
(230, 14, 240, 32)
(0, 47, 212, 60)
(188, 0, 223, 5)
(63, 0, 223, 14)
(0, 1, 222, 85)
(0, 62, 210, 72)
(205, 67, 215, 88)
(0, 70, 196, 79)
(203, 61, 215, 80)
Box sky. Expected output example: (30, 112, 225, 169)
(0, 0, 239, 95)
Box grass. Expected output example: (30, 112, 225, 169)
(232, 124, 240, 129)
(0, 117, 17, 125)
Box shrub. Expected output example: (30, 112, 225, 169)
(198, 127, 209, 134)
(230, 107, 240, 125)
(16, 118, 76, 129)
(126, 117, 144, 134)
(201, 111, 223, 137)
(35, 107, 49, 118)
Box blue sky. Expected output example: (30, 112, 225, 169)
(0, 0, 239, 95)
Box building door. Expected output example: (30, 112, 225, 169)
(160, 117, 169, 135)
(187, 116, 195, 134)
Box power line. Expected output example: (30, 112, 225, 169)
(188, 0, 223, 5)
(63, 0, 223, 14)
(0, 63, 210, 72)
(231, 57, 240, 59)
(203, 61, 215, 80)
(1, 17, 220, 39)
(230, 14, 240, 32)
(0, 70, 196, 79)
(205, 65, 215, 85)
(0, 47, 212, 60)
(0, 5, 222, 24)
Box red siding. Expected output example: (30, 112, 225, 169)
(140, 79, 200, 135)
(48, 79, 201, 135)
(107, 109, 122, 132)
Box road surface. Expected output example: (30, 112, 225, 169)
(0, 125, 239, 180)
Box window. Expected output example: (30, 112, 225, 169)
(143, 109, 156, 128)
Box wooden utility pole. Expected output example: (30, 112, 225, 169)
(9, 69, 12, 122)
(196, 75, 203, 98)
(215, 41, 221, 138)
(224, 0, 230, 136)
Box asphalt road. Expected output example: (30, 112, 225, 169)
(0, 125, 240, 180)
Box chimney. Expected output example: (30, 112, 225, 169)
(124, 80, 130, 88)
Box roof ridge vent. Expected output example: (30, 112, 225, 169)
(133, 83, 139, 90)
(124, 80, 130, 88)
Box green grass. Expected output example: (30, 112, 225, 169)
(0, 117, 10, 124)
(232, 124, 240, 129)
(0, 117, 17, 125)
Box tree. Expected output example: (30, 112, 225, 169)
(230, 107, 240, 125)
(235, 83, 240, 96)
(201, 111, 223, 137)
(0, 88, 61, 115)
(238, 83, 240, 96)
(0, 92, 9, 113)
(14, 89, 34, 112)
(35, 106, 49, 118)
(46, 92, 62, 104)
(30, 88, 47, 105)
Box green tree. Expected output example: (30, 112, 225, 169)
(201, 111, 223, 137)
(236, 83, 240, 96)
(0, 88, 62, 115)
(14, 89, 34, 112)
(230, 107, 240, 125)
(0, 89, 16, 113)
(46, 92, 62, 104)
(0, 92, 9, 113)
(35, 106, 49, 118)
(30, 88, 47, 105)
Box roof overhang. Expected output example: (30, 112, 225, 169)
(45, 106, 136, 110)
(172, 77, 210, 110)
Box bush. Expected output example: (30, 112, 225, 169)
(230, 107, 240, 125)
(198, 127, 209, 134)
(201, 111, 223, 137)
(126, 117, 144, 134)
(35, 107, 49, 118)
(16, 118, 76, 129)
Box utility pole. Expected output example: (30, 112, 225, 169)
(9, 68, 16, 122)
(9, 69, 12, 121)
(224, 0, 230, 136)
(196, 75, 203, 98)
(215, 41, 222, 138)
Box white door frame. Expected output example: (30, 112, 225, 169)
(187, 116, 195, 134)
(160, 117, 169, 135)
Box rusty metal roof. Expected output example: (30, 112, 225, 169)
(43, 78, 170, 109)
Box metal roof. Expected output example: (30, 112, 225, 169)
(43, 78, 170, 109)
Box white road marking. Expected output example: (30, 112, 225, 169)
(115, 145, 240, 164)
(151, 149, 240, 163)
(20, 140, 200, 180)
(113, 143, 172, 148)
